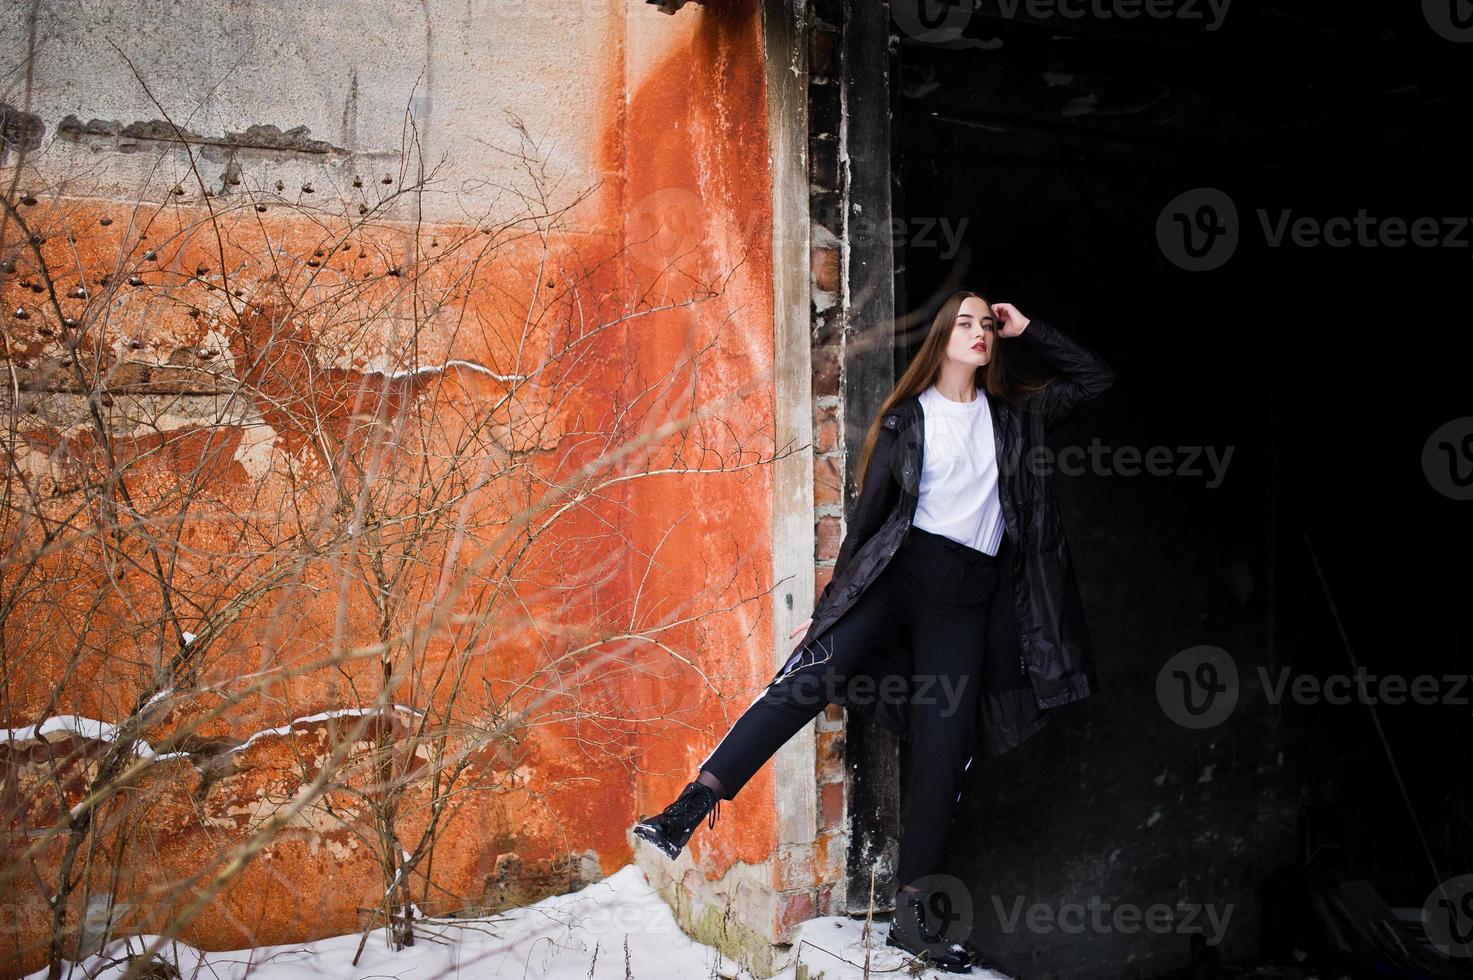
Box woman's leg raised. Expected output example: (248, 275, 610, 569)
(697, 561, 906, 800)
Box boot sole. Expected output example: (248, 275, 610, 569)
(631, 822, 683, 860)
(884, 930, 974, 973)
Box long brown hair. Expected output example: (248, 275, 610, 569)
(853, 289, 1048, 490)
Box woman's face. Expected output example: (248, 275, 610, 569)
(946, 296, 996, 368)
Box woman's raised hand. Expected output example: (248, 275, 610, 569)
(992, 302, 1031, 338)
(788, 617, 813, 652)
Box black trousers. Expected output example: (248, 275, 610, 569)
(698, 525, 1008, 888)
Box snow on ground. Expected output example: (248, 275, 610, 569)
(30, 863, 1015, 980)
(2, 707, 428, 768)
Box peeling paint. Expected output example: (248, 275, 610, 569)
(57, 116, 346, 156)
(1, 101, 46, 163)
(231, 416, 280, 480)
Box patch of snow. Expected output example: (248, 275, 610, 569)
(4, 705, 425, 766)
(3, 715, 125, 746)
(28, 864, 1014, 979)
(356, 356, 525, 383)
(2, 716, 164, 760)
(385, 359, 503, 380)
(224, 706, 425, 755)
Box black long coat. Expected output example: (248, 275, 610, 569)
(768, 318, 1117, 762)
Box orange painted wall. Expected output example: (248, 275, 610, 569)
(614, 1, 786, 880)
(0, 0, 777, 974)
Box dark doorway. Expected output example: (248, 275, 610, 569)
(889, 3, 1472, 977)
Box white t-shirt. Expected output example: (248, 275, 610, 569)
(913, 383, 1007, 556)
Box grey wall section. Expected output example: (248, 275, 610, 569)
(0, 0, 617, 224)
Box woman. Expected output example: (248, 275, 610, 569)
(633, 290, 1116, 973)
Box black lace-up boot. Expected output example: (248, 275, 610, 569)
(885, 888, 975, 973)
(631, 780, 722, 859)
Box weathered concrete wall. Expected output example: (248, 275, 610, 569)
(1, 1, 792, 976)
(2, 1, 624, 226)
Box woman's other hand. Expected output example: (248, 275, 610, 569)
(788, 617, 813, 651)
(992, 301, 1031, 338)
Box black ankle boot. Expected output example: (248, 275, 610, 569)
(885, 889, 974, 973)
(632, 781, 722, 860)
